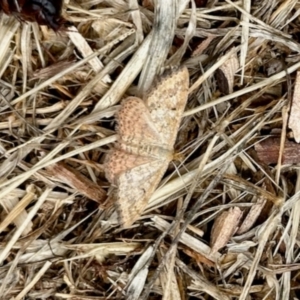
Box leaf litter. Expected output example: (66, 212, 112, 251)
(0, 0, 300, 299)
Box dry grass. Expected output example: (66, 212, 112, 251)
(0, 0, 300, 299)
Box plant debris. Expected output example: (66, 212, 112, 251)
(0, 0, 300, 299)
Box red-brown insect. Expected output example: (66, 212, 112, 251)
(0, 0, 65, 31)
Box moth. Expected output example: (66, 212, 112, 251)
(105, 67, 189, 227)
(0, 0, 65, 30)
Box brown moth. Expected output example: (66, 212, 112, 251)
(105, 67, 189, 227)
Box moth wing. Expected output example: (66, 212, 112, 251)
(105, 149, 155, 184)
(117, 97, 165, 149)
(145, 67, 189, 147)
(115, 159, 170, 227)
